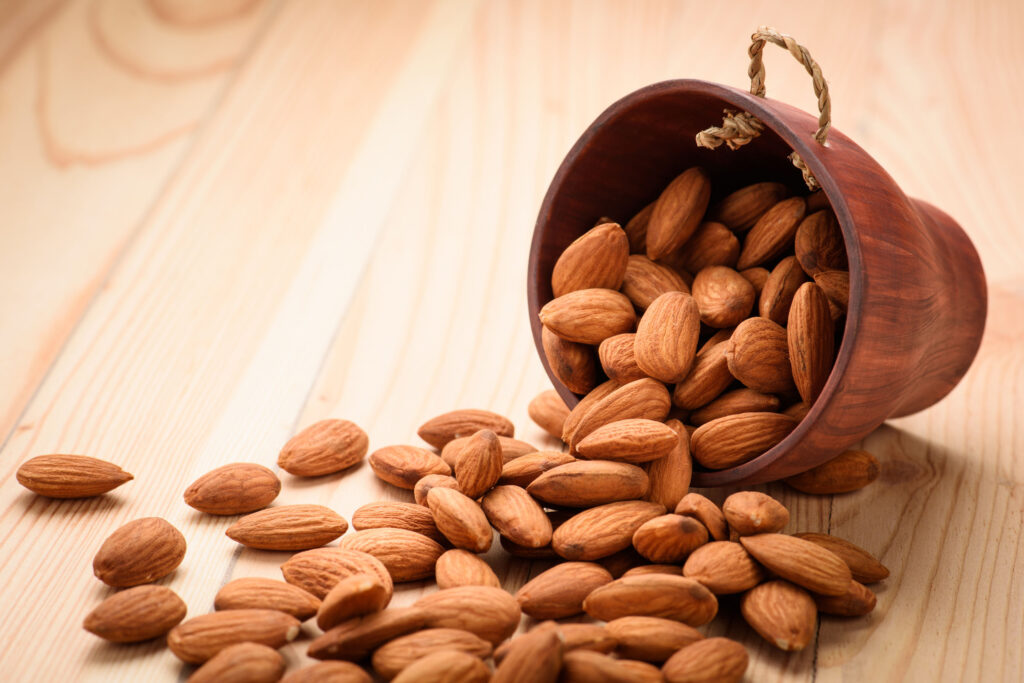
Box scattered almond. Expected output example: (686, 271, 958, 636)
(426, 487, 493, 553)
(632, 514, 709, 563)
(674, 493, 729, 541)
(527, 390, 571, 439)
(663, 637, 748, 683)
(491, 622, 562, 683)
(583, 573, 717, 626)
(453, 429, 503, 498)
(740, 580, 817, 651)
(392, 649, 491, 683)
(184, 463, 281, 515)
(606, 616, 703, 662)
(442, 434, 537, 467)
(785, 449, 881, 495)
(317, 574, 390, 631)
(83, 585, 186, 643)
(281, 547, 393, 600)
(528, 460, 649, 508)
(415, 585, 522, 644)
(278, 419, 368, 477)
(215, 577, 321, 621)
(92, 517, 186, 587)
(435, 549, 501, 590)
(167, 609, 300, 664)
(499, 450, 575, 487)
(307, 607, 428, 661)
(575, 417, 677, 463)
(368, 445, 451, 489)
(551, 221, 630, 297)
(417, 409, 515, 449)
(813, 578, 877, 616)
(16, 454, 133, 498)
(552, 500, 665, 561)
(515, 562, 613, 619)
(598, 333, 648, 383)
(739, 533, 852, 596)
(226, 504, 348, 551)
(481, 485, 552, 548)
(340, 528, 445, 582)
(371, 628, 491, 679)
(683, 541, 765, 594)
(791, 532, 889, 583)
(643, 419, 692, 510)
(413, 473, 461, 505)
(722, 491, 790, 535)
(187, 642, 285, 683)
(351, 501, 443, 543)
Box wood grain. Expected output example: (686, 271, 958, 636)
(0, 0, 1021, 681)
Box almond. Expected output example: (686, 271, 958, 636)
(725, 316, 794, 393)
(92, 517, 186, 587)
(736, 196, 807, 269)
(690, 412, 798, 469)
(598, 333, 647, 383)
(184, 463, 281, 515)
(282, 662, 372, 683)
(795, 210, 847, 275)
(187, 642, 285, 683)
(442, 434, 537, 467)
(83, 585, 186, 643)
(683, 541, 765, 594)
(481, 485, 552, 548)
(633, 291, 701, 382)
(583, 574, 717, 625)
(415, 586, 521, 644)
(643, 419, 692, 510)
(740, 533, 852, 595)
(740, 580, 817, 651)
(791, 532, 889, 583)
(392, 650, 491, 683)
(167, 609, 300, 664)
(281, 548, 393, 599)
(453, 429, 503, 498)
(552, 501, 665, 561)
(615, 659, 666, 683)
(215, 577, 321, 621)
(307, 607, 428, 661)
(788, 282, 835, 404)
(499, 450, 575, 487)
(622, 564, 682, 577)
(708, 181, 788, 230)
(740, 266, 770, 295)
(226, 504, 347, 551)
(542, 326, 598, 395)
(663, 637, 748, 683)
(621, 255, 690, 310)
(672, 339, 733, 410)
(557, 623, 616, 654)
(559, 650, 639, 683)
(691, 266, 756, 328)
(278, 419, 368, 477)
(427, 487, 493, 553)
(317, 574, 390, 631)
(784, 401, 811, 421)
(515, 562, 613, 619)
(539, 288, 636, 345)
(646, 167, 711, 260)
(417, 409, 515, 449)
(624, 202, 655, 252)
(674, 493, 728, 541)
(561, 379, 618, 444)
(722, 491, 789, 535)
(351, 501, 443, 543)
(690, 388, 780, 425)
(575, 418, 677, 463)
(413, 473, 461, 505)
(371, 628, 491, 679)
(673, 221, 740, 272)
(813, 268, 850, 313)
(492, 622, 562, 683)
(16, 454, 133, 498)
(435, 549, 501, 590)
(632, 514, 708, 563)
(528, 390, 571, 439)
(759, 255, 808, 324)
(606, 616, 702, 662)
(786, 449, 880, 495)
(340, 529, 445, 582)
(813, 578, 877, 616)
(568, 378, 671, 451)
(369, 445, 451, 489)
(552, 222, 630, 297)
(528, 460, 649, 508)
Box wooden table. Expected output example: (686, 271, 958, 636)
(0, 1, 1020, 680)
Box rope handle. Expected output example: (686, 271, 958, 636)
(696, 27, 831, 189)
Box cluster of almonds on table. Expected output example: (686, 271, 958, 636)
(539, 169, 852, 470)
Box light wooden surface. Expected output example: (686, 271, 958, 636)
(0, 1, 1021, 681)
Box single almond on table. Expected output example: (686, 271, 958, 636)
(788, 282, 835, 404)
(317, 574, 390, 631)
(499, 450, 575, 487)
(481, 485, 552, 548)
(413, 473, 461, 505)
(186, 642, 285, 683)
(559, 650, 645, 683)
(371, 628, 492, 680)
(722, 491, 790, 536)
(795, 210, 847, 275)
(725, 316, 795, 393)
(690, 412, 798, 470)
(16, 454, 133, 498)
(740, 266, 770, 295)
(663, 637, 749, 683)
(709, 181, 787, 230)
(340, 529, 445, 582)
(632, 514, 709, 563)
(427, 487, 493, 553)
(491, 621, 562, 683)
(646, 167, 711, 260)
(622, 564, 682, 577)
(690, 388, 780, 425)
(643, 419, 692, 510)
(672, 339, 733, 410)
(575, 418, 677, 463)
(528, 460, 649, 508)
(453, 429, 503, 499)
(551, 221, 630, 297)
(785, 449, 880, 495)
(93, 517, 186, 587)
(813, 578, 877, 616)
(307, 606, 428, 661)
(552, 500, 665, 561)
(621, 254, 690, 310)
(683, 541, 765, 594)
(226, 504, 348, 551)
(568, 378, 672, 451)
(791, 532, 889, 583)
(435, 549, 501, 589)
(634, 291, 701, 383)
(215, 577, 321, 621)
(368, 445, 451, 489)
(278, 419, 368, 477)
(282, 662, 372, 683)
(736, 196, 807, 269)
(281, 547, 393, 600)
(528, 390, 571, 439)
(673, 221, 740, 272)
(740, 580, 817, 651)
(599, 333, 648, 383)
(417, 408, 515, 449)
(674, 492, 729, 541)
(392, 649, 491, 683)
(561, 379, 618, 444)
(739, 533, 852, 596)
(442, 434, 537, 467)
(759, 255, 808, 324)
(167, 609, 300, 664)
(542, 326, 598, 395)
(583, 573, 717, 626)
(515, 561, 613, 619)
(691, 266, 756, 329)
(414, 586, 521, 645)
(606, 616, 703, 662)
(83, 585, 186, 643)
(624, 202, 655, 253)
(184, 463, 281, 515)
(351, 501, 443, 542)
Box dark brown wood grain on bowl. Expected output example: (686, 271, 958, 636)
(528, 79, 987, 487)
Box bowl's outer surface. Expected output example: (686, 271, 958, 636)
(529, 79, 987, 486)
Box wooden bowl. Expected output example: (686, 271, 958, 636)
(527, 79, 987, 487)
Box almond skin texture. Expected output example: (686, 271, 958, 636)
(187, 642, 285, 683)
(741, 580, 817, 651)
(736, 196, 807, 269)
(621, 255, 690, 310)
(282, 662, 373, 683)
(500, 451, 576, 487)
(643, 419, 692, 510)
(788, 282, 835, 404)
(307, 607, 428, 661)
(760, 255, 808, 324)
(606, 616, 703, 662)
(791, 532, 890, 583)
(417, 409, 515, 449)
(672, 339, 733, 410)
(278, 419, 368, 477)
(516, 562, 614, 619)
(83, 585, 186, 643)
(690, 412, 798, 470)
(392, 650, 491, 683)
(740, 533, 852, 595)
(575, 418, 678, 464)
(281, 548, 393, 600)
(442, 435, 537, 467)
(599, 333, 648, 383)
(674, 221, 740, 272)
(454, 429, 504, 499)
(568, 378, 672, 451)
(663, 637, 749, 683)
(226, 504, 348, 551)
(556, 623, 617, 654)
(786, 449, 881, 495)
(722, 491, 790, 535)
(93, 517, 186, 587)
(528, 390, 571, 439)
(691, 266, 756, 329)
(492, 622, 563, 683)
(371, 628, 492, 679)
(709, 181, 788, 231)
(415, 586, 522, 644)
(167, 609, 300, 664)
(215, 577, 321, 621)
(539, 288, 636, 345)
(583, 574, 718, 625)
(369, 445, 451, 489)
(561, 379, 618, 444)
(351, 501, 443, 543)
(683, 541, 765, 594)
(634, 291, 701, 382)
(528, 460, 649, 508)
(553, 501, 666, 561)
(813, 578, 877, 616)
(795, 210, 847, 275)
(675, 493, 729, 541)
(482, 485, 552, 548)
(340, 529, 445, 582)
(552, 222, 630, 297)
(413, 474, 461, 506)
(16, 454, 132, 498)
(435, 549, 501, 589)
(560, 650, 642, 683)
(646, 167, 711, 260)
(726, 316, 794, 393)
(317, 574, 391, 631)
(813, 268, 850, 313)
(427, 487, 493, 553)
(632, 514, 709, 563)
(542, 326, 598, 395)
(184, 463, 281, 515)
(690, 388, 780, 425)
(616, 659, 666, 683)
